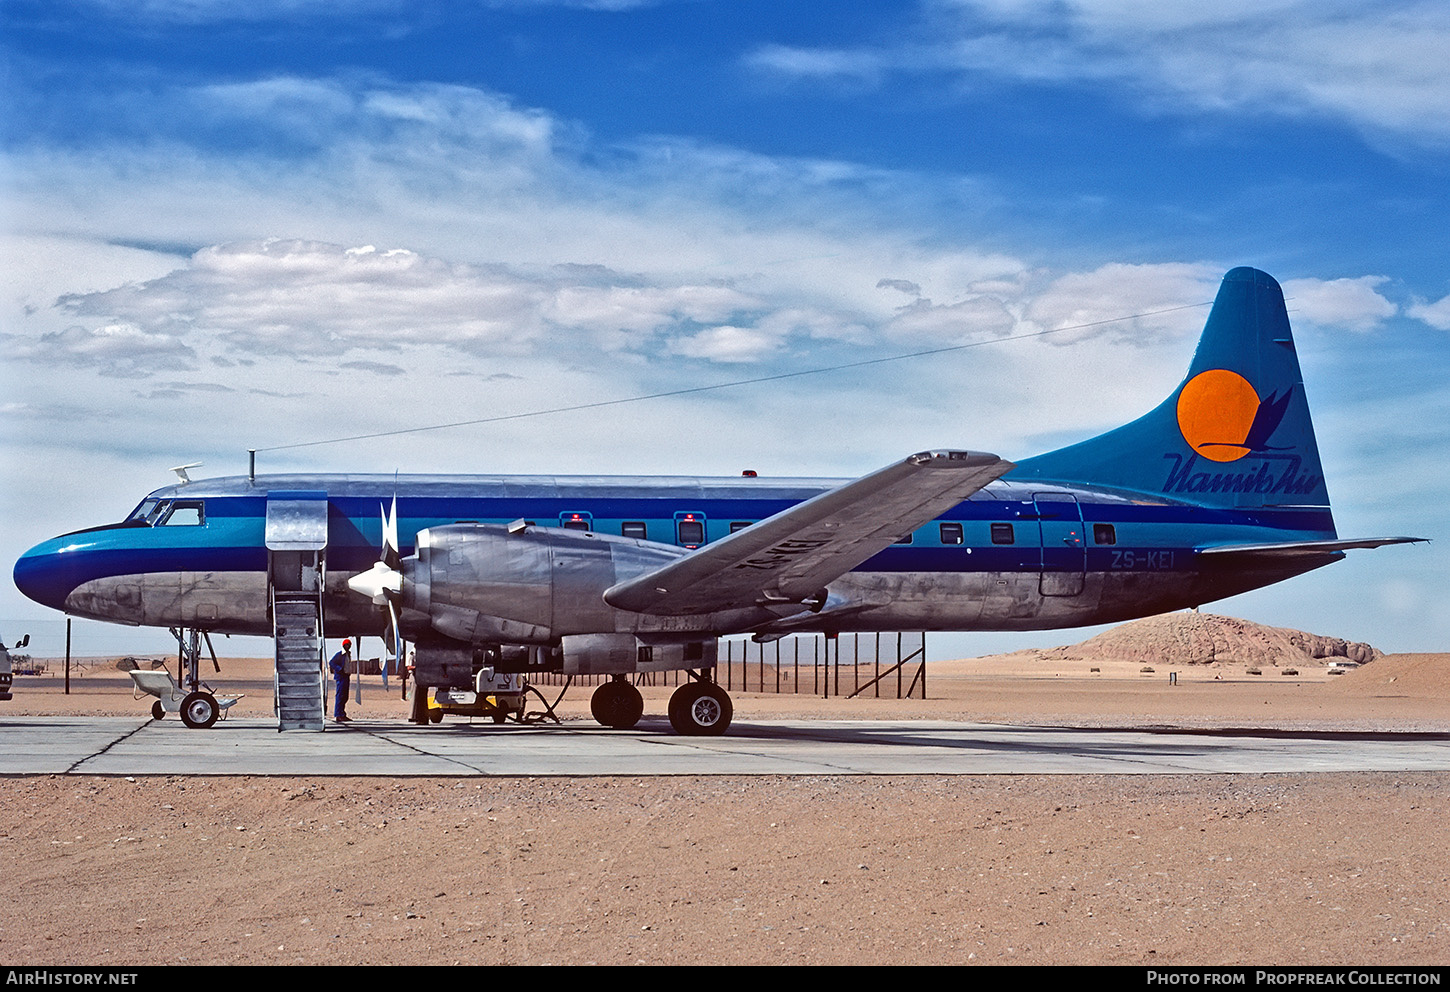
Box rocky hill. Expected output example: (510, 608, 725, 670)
(1038, 611, 1381, 668)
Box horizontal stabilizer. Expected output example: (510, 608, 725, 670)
(1197, 536, 1427, 560)
(604, 450, 1012, 616)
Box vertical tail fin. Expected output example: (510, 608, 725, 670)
(1010, 267, 1331, 510)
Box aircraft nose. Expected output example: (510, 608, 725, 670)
(13, 537, 77, 612)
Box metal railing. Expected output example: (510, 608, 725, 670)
(530, 632, 927, 699)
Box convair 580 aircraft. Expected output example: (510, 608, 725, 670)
(13, 268, 1420, 733)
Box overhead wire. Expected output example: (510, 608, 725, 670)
(255, 300, 1211, 453)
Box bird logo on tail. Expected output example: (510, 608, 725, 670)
(1176, 369, 1292, 463)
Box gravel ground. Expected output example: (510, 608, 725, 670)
(3, 652, 1448, 967)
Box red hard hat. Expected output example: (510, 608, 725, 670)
(342, 638, 352, 648)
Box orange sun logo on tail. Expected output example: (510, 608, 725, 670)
(1176, 369, 1290, 463)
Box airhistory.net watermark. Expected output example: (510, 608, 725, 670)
(5, 973, 138, 986)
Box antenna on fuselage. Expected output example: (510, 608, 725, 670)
(170, 462, 202, 485)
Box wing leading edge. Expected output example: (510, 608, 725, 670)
(603, 450, 1012, 616)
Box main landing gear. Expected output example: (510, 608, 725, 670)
(667, 676, 732, 737)
(415, 670, 736, 736)
(590, 675, 644, 730)
(587, 672, 733, 735)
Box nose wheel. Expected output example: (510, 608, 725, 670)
(179, 691, 220, 729)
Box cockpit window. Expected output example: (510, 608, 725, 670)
(126, 498, 161, 523)
(145, 501, 171, 525)
(158, 501, 204, 526)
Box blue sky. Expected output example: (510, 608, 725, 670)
(2, 0, 1446, 659)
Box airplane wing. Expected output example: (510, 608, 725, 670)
(604, 450, 1012, 616)
(1197, 536, 1428, 561)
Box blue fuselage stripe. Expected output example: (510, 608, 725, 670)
(15, 478, 1338, 612)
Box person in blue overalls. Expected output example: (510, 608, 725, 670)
(329, 638, 352, 723)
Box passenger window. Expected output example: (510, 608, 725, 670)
(990, 523, 1014, 545)
(621, 521, 648, 540)
(939, 523, 964, 545)
(1093, 523, 1117, 545)
(160, 501, 204, 526)
(561, 512, 592, 531)
(894, 532, 914, 545)
(730, 521, 754, 534)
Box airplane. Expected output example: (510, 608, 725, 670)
(12, 266, 1422, 733)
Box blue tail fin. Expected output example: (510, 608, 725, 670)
(1010, 267, 1331, 510)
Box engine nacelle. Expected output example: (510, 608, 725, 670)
(394, 523, 793, 687)
(560, 633, 718, 675)
(400, 523, 688, 645)
(408, 637, 560, 690)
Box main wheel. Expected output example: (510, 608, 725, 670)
(151, 700, 165, 720)
(179, 691, 220, 729)
(590, 680, 644, 729)
(667, 682, 732, 736)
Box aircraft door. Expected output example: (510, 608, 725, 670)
(673, 511, 707, 549)
(1033, 493, 1085, 597)
(265, 492, 329, 594)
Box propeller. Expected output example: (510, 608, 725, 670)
(347, 497, 404, 663)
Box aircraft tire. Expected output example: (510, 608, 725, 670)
(179, 691, 219, 730)
(151, 700, 165, 720)
(667, 682, 732, 737)
(590, 680, 644, 729)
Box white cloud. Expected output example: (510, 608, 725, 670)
(45, 240, 549, 358)
(749, 1, 1450, 149)
(7, 322, 198, 377)
(1280, 276, 1397, 332)
(72, 0, 372, 19)
(0, 75, 1411, 482)
(745, 44, 888, 86)
(668, 325, 784, 363)
(24, 239, 786, 368)
(68, 0, 664, 22)
(885, 295, 1016, 344)
(1024, 262, 1220, 345)
(1407, 294, 1450, 331)
(5, 75, 1397, 458)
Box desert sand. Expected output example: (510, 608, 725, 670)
(2, 616, 1448, 967)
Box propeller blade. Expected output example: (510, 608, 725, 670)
(381, 497, 401, 570)
(385, 599, 402, 661)
(346, 495, 406, 662)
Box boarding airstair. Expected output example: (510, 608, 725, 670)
(266, 492, 329, 731)
(273, 594, 325, 731)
